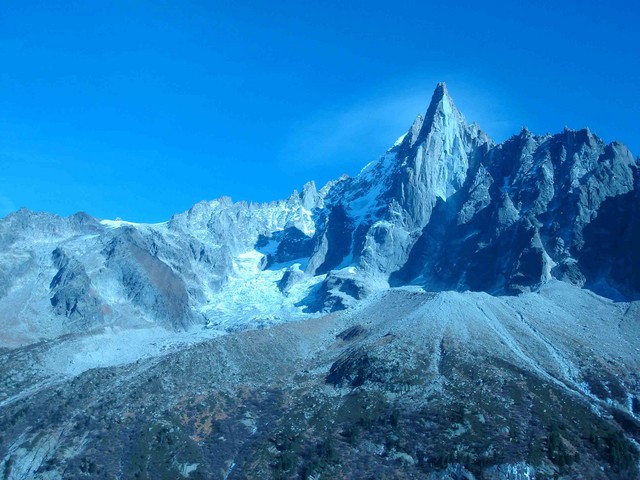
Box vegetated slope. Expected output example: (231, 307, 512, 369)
(1, 282, 639, 479)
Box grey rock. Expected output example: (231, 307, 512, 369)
(49, 247, 104, 329)
(427, 464, 476, 479)
(102, 228, 196, 330)
(305, 205, 353, 276)
(277, 265, 305, 294)
(483, 462, 535, 480)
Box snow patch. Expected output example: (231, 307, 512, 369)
(392, 132, 407, 147)
(100, 219, 168, 229)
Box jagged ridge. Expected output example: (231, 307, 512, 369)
(0, 83, 638, 345)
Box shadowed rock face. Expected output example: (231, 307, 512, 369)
(388, 127, 639, 298)
(0, 83, 638, 339)
(49, 247, 104, 330)
(306, 205, 354, 276)
(102, 228, 196, 331)
(579, 182, 640, 297)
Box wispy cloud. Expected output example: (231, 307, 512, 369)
(277, 78, 515, 177)
(278, 85, 431, 173)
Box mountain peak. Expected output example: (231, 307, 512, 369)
(432, 81, 448, 99)
(400, 83, 468, 153)
(423, 81, 458, 126)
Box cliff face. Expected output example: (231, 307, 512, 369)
(389, 126, 639, 297)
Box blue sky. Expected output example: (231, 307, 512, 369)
(1, 0, 638, 222)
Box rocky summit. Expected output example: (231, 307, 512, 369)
(0, 84, 639, 479)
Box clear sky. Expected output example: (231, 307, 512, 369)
(1, 0, 638, 222)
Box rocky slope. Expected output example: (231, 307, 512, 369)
(1, 283, 639, 479)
